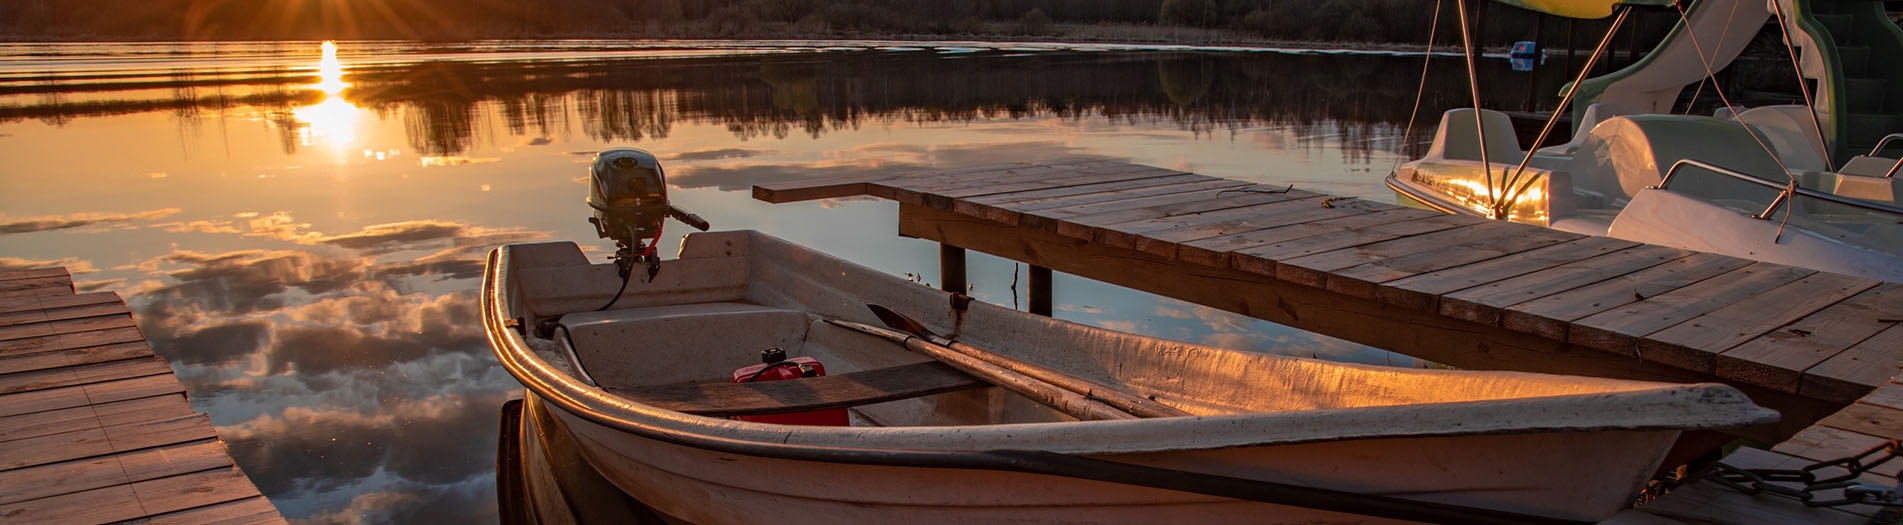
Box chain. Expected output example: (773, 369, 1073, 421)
(1702, 440, 1903, 508)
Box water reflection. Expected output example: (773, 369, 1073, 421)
(0, 41, 1568, 522)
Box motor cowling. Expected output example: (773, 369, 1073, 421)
(585, 148, 709, 279)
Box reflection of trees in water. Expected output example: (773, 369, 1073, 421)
(577, 89, 675, 143)
(4, 51, 1570, 160)
(401, 97, 478, 157)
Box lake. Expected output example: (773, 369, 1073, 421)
(0, 39, 1566, 522)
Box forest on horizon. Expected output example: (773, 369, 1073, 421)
(3, 0, 1632, 47)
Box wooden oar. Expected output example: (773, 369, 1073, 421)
(823, 319, 1137, 421)
(867, 304, 1192, 418)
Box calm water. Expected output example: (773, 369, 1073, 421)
(0, 40, 1564, 522)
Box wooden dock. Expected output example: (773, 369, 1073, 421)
(0, 268, 282, 524)
(756, 159, 1903, 439)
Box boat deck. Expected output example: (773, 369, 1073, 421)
(756, 159, 1903, 436)
(0, 268, 282, 524)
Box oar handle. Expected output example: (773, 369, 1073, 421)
(901, 337, 1136, 421)
(936, 339, 1191, 418)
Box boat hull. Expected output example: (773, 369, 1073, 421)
(486, 230, 1777, 523)
(531, 394, 1675, 524)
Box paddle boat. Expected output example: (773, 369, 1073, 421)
(1389, 0, 1903, 282)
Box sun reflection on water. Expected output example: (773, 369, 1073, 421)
(315, 41, 348, 95)
(291, 41, 360, 155)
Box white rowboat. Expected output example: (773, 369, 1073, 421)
(483, 230, 1777, 523)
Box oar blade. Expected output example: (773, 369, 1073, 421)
(867, 304, 940, 339)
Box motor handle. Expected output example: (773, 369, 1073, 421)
(668, 206, 711, 231)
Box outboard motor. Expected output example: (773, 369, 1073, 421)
(586, 148, 710, 281)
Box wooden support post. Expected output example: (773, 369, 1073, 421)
(1029, 265, 1053, 317)
(940, 244, 966, 294)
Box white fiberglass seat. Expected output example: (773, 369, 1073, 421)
(1425, 108, 1525, 164)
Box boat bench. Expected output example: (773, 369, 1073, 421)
(605, 361, 986, 417)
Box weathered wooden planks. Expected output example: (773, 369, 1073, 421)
(0, 267, 283, 524)
(758, 160, 1903, 425)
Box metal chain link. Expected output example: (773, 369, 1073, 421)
(1702, 440, 1903, 508)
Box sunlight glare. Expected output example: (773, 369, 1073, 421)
(292, 96, 361, 154)
(316, 41, 348, 95)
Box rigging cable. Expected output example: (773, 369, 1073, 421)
(1497, 6, 1634, 216)
(1453, 0, 1500, 218)
(1769, 0, 1836, 172)
(1669, 1, 1803, 242)
(1392, 0, 1444, 178)
(1677, 0, 1744, 115)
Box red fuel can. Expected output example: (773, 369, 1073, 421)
(731, 348, 849, 426)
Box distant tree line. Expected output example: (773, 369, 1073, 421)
(1, 0, 1649, 48)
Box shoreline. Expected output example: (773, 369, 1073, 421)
(1, 24, 1529, 54)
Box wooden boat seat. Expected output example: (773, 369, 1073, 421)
(605, 361, 985, 417)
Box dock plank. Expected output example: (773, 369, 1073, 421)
(0, 484, 146, 525)
(1322, 226, 1592, 301)
(1439, 245, 1695, 326)
(0, 326, 147, 357)
(950, 168, 1200, 225)
(0, 355, 175, 395)
(1637, 272, 1880, 376)
(135, 496, 286, 525)
(0, 395, 194, 443)
(0, 312, 137, 343)
(1044, 187, 1324, 239)
(0, 291, 119, 317)
(1805, 326, 1903, 404)
(926, 163, 1166, 202)
(1376, 236, 1641, 312)
(0, 301, 128, 329)
(0, 440, 230, 505)
(1712, 285, 1903, 393)
(1230, 213, 1488, 271)
(1627, 448, 1872, 524)
(0, 341, 156, 376)
(0, 269, 69, 282)
(1499, 253, 1754, 343)
(0, 275, 72, 294)
(1127, 197, 1396, 257)
(750, 172, 904, 203)
(129, 466, 264, 516)
(1812, 402, 1903, 439)
(0, 269, 281, 522)
(1175, 208, 1442, 267)
(886, 162, 1138, 208)
(1771, 425, 1903, 477)
(1008, 177, 1253, 213)
(1568, 263, 1816, 360)
(0, 414, 214, 471)
(1273, 220, 1526, 287)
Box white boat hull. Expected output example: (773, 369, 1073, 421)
(536, 394, 1676, 523)
(485, 230, 1778, 523)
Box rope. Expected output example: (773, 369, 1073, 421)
(1670, 1, 1801, 242)
(1392, 0, 1444, 177)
